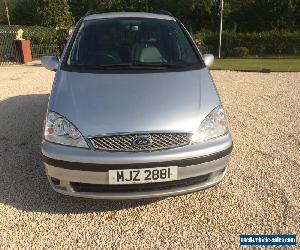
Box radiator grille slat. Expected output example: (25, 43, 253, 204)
(90, 133, 191, 152)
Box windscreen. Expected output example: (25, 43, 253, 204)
(66, 18, 200, 69)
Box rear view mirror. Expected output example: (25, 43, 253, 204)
(202, 54, 214, 68)
(41, 56, 59, 71)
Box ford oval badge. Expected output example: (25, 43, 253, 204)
(132, 135, 152, 147)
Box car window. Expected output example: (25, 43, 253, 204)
(65, 17, 201, 69)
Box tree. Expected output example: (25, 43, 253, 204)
(11, 0, 41, 25)
(87, 0, 215, 30)
(0, 0, 17, 25)
(225, 0, 300, 32)
(68, 0, 93, 21)
(0, 1, 7, 24)
(39, 0, 74, 28)
(3, 0, 300, 32)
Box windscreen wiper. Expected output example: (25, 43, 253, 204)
(132, 61, 190, 68)
(85, 63, 134, 69)
(80, 62, 190, 70)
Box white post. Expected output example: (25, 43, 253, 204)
(218, 0, 223, 59)
(4, 0, 11, 25)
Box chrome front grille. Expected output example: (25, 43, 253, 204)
(90, 133, 191, 152)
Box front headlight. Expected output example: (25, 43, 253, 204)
(44, 112, 89, 148)
(191, 105, 228, 144)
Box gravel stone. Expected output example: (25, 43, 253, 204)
(0, 65, 299, 249)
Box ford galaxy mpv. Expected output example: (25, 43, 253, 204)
(41, 12, 233, 199)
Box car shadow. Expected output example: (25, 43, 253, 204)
(0, 94, 161, 213)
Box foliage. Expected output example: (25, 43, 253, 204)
(69, 0, 92, 21)
(2, 26, 300, 58)
(68, 0, 216, 31)
(68, 0, 300, 32)
(226, 0, 300, 32)
(0, 25, 68, 46)
(11, 0, 41, 26)
(232, 47, 249, 57)
(194, 31, 300, 56)
(1, 0, 300, 32)
(0, 25, 63, 58)
(1, 0, 300, 58)
(39, 0, 74, 28)
(0, 1, 11, 25)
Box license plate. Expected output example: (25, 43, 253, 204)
(109, 166, 178, 185)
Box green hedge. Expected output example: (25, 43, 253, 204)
(193, 31, 300, 56)
(0, 25, 67, 45)
(0, 25, 67, 58)
(23, 26, 68, 45)
(2, 25, 300, 57)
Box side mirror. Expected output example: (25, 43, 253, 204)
(202, 54, 214, 68)
(41, 56, 59, 71)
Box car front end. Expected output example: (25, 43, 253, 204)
(42, 132, 232, 199)
(41, 12, 233, 199)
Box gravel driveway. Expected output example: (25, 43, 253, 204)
(0, 64, 299, 249)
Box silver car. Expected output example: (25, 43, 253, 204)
(41, 12, 233, 199)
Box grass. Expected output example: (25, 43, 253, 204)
(211, 58, 300, 72)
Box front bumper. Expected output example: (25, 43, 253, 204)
(42, 134, 233, 199)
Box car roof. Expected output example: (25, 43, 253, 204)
(84, 12, 176, 21)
